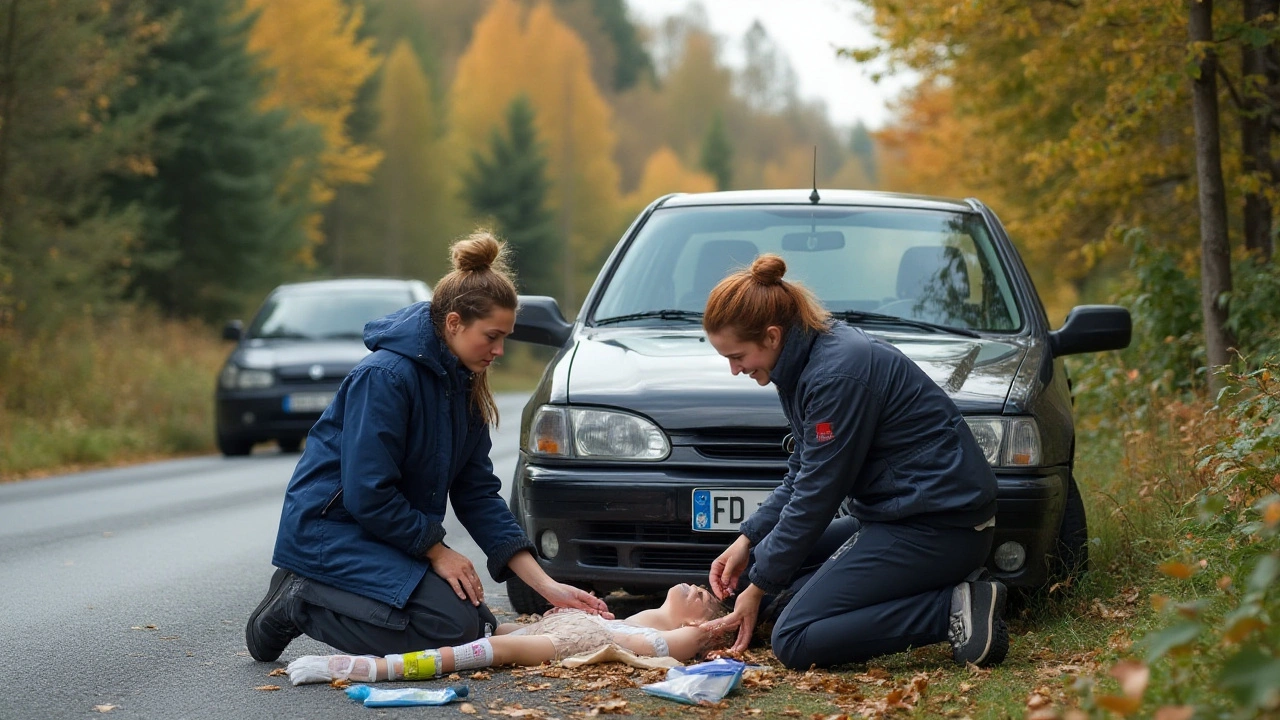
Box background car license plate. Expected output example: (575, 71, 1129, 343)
(692, 488, 772, 531)
(283, 392, 333, 413)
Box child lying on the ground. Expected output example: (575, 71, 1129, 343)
(286, 583, 730, 685)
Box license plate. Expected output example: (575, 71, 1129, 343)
(692, 488, 772, 531)
(283, 392, 333, 413)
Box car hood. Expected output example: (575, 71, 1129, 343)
(233, 338, 371, 375)
(565, 328, 1027, 430)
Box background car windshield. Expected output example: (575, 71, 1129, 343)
(592, 205, 1022, 331)
(247, 289, 415, 340)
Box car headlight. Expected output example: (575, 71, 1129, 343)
(219, 364, 274, 390)
(964, 416, 1041, 467)
(527, 405, 669, 461)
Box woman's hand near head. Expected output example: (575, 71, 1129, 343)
(701, 583, 763, 653)
(426, 544, 484, 606)
(709, 535, 751, 600)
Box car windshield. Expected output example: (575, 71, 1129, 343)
(247, 288, 416, 340)
(591, 205, 1022, 332)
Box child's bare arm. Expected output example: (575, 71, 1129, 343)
(661, 625, 711, 662)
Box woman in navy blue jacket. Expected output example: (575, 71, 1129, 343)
(699, 254, 1008, 670)
(246, 232, 608, 669)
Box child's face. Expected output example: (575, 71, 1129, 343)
(663, 583, 720, 624)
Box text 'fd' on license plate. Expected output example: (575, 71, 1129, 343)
(692, 488, 772, 531)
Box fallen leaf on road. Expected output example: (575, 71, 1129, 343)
(587, 697, 628, 715)
(267, 668, 287, 677)
(471, 671, 493, 680)
(459, 703, 478, 714)
(521, 683, 551, 691)
(159, 636, 180, 641)
(92, 705, 118, 713)
(130, 624, 158, 631)
(329, 678, 351, 689)
(254, 685, 281, 692)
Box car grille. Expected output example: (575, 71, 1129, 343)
(680, 428, 791, 461)
(573, 522, 729, 571)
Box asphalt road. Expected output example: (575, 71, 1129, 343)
(0, 393, 538, 719)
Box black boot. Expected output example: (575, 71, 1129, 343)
(245, 568, 302, 662)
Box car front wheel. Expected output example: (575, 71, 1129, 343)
(505, 575, 550, 616)
(217, 432, 253, 457)
(1051, 474, 1089, 583)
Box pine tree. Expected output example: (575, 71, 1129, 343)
(700, 112, 734, 191)
(463, 96, 560, 298)
(112, 0, 322, 322)
(0, 0, 161, 331)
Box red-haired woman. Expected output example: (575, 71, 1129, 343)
(700, 254, 1008, 669)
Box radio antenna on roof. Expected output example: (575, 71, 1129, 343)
(809, 145, 820, 204)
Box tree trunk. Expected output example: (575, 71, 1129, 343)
(1242, 0, 1277, 261)
(1189, 0, 1237, 392)
(0, 0, 22, 231)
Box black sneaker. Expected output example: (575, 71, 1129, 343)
(245, 568, 301, 662)
(947, 579, 1008, 666)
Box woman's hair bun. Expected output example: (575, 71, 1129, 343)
(451, 230, 503, 273)
(749, 254, 787, 285)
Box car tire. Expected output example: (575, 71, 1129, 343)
(1051, 474, 1089, 583)
(278, 438, 303, 453)
(218, 433, 253, 457)
(506, 574, 550, 616)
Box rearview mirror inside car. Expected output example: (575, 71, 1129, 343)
(781, 230, 845, 252)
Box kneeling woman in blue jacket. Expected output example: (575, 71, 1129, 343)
(246, 232, 608, 668)
(700, 254, 1008, 669)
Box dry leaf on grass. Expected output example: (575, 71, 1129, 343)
(781, 710, 800, 717)
(92, 705, 118, 713)
(254, 685, 281, 691)
(1154, 706, 1195, 720)
(266, 668, 287, 677)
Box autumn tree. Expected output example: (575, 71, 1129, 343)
(451, 0, 623, 308)
(627, 147, 716, 208)
(464, 96, 560, 298)
(111, 0, 320, 322)
(246, 0, 382, 256)
(0, 0, 163, 332)
(849, 121, 877, 186)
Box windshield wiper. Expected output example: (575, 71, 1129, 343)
(593, 309, 704, 326)
(831, 310, 981, 338)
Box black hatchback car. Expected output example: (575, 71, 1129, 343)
(215, 278, 431, 456)
(504, 189, 1130, 613)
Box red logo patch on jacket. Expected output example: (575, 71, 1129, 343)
(814, 422, 834, 443)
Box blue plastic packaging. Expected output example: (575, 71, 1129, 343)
(640, 658, 746, 705)
(344, 684, 469, 708)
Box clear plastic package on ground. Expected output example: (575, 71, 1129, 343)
(344, 684, 469, 707)
(640, 658, 747, 705)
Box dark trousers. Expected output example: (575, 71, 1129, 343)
(289, 571, 498, 656)
(756, 515, 992, 669)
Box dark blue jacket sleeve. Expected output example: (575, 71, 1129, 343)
(739, 446, 800, 545)
(749, 375, 883, 594)
(338, 367, 444, 558)
(450, 425, 536, 582)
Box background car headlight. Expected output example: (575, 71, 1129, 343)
(963, 416, 1041, 467)
(527, 405, 669, 461)
(219, 364, 274, 389)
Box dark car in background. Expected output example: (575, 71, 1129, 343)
(215, 278, 431, 456)
(504, 189, 1131, 613)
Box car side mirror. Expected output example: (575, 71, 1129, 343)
(1049, 305, 1131, 356)
(512, 296, 572, 347)
(222, 319, 244, 342)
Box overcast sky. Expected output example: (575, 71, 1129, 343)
(627, 0, 915, 130)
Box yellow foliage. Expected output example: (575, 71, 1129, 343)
(451, 0, 623, 305)
(623, 147, 715, 211)
(246, 0, 382, 250)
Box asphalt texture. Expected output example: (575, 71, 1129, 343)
(0, 392, 670, 719)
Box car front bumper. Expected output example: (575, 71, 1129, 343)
(513, 462, 1068, 592)
(215, 384, 339, 442)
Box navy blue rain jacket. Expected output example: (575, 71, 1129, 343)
(272, 302, 534, 608)
(739, 322, 997, 594)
